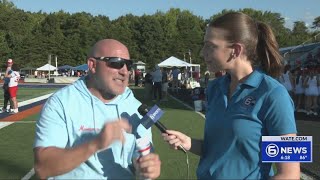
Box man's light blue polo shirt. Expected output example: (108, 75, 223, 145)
(197, 70, 297, 179)
(34, 77, 151, 179)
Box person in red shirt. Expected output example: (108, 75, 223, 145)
(134, 69, 141, 86)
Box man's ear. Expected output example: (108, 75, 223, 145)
(87, 58, 97, 73)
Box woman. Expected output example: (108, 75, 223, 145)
(162, 12, 299, 179)
(293, 68, 306, 112)
(280, 65, 294, 97)
(304, 67, 319, 116)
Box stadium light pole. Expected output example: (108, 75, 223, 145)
(54, 55, 60, 76)
(188, 49, 192, 64)
(48, 54, 51, 80)
(188, 49, 193, 77)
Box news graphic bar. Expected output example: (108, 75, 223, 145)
(261, 136, 312, 163)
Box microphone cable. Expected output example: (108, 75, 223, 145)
(185, 151, 190, 180)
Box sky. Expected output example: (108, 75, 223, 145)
(10, 0, 320, 30)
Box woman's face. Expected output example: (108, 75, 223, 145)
(201, 27, 234, 73)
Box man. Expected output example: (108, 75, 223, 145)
(171, 66, 180, 93)
(161, 68, 169, 101)
(151, 65, 162, 101)
(5, 59, 19, 114)
(0, 59, 13, 113)
(144, 69, 153, 100)
(33, 39, 161, 179)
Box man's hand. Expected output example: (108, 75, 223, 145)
(135, 153, 161, 179)
(94, 119, 131, 150)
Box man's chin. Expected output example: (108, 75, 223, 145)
(111, 87, 126, 96)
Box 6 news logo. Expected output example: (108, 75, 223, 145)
(261, 136, 312, 162)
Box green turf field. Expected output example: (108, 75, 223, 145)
(0, 86, 59, 179)
(0, 86, 205, 179)
(0, 114, 38, 179)
(135, 87, 205, 179)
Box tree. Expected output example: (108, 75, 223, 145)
(109, 14, 140, 61)
(0, 30, 10, 60)
(291, 21, 311, 45)
(312, 16, 320, 29)
(0, 0, 314, 71)
(137, 15, 166, 67)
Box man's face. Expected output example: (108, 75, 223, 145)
(92, 57, 131, 97)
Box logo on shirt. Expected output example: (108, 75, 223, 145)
(78, 125, 100, 132)
(243, 96, 256, 107)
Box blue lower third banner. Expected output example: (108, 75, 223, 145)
(261, 136, 312, 162)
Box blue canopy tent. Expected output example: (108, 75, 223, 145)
(58, 65, 74, 70)
(73, 64, 88, 71)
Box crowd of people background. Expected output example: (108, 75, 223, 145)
(130, 65, 203, 102)
(129, 52, 320, 117)
(280, 64, 320, 116)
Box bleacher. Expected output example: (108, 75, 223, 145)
(280, 42, 320, 68)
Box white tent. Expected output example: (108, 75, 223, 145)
(134, 61, 146, 65)
(36, 64, 57, 71)
(158, 56, 200, 68)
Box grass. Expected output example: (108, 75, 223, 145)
(0, 114, 38, 179)
(0, 87, 58, 107)
(0, 87, 57, 179)
(0, 86, 206, 179)
(133, 87, 205, 179)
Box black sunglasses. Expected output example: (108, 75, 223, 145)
(93, 57, 133, 70)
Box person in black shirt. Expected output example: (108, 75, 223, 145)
(144, 70, 153, 100)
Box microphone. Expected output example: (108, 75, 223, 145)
(138, 104, 187, 153)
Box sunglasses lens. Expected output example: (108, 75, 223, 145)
(108, 62, 124, 69)
(107, 60, 132, 70)
(125, 61, 133, 70)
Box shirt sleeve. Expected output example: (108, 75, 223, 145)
(34, 95, 68, 148)
(263, 86, 297, 135)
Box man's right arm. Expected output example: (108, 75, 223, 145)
(34, 119, 131, 179)
(34, 139, 99, 179)
(33, 95, 99, 179)
(33, 95, 131, 179)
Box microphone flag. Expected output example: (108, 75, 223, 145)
(140, 105, 164, 129)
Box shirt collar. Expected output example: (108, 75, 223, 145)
(218, 70, 264, 91)
(242, 70, 264, 88)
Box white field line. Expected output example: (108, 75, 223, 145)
(168, 93, 313, 180)
(21, 168, 35, 180)
(168, 94, 205, 118)
(18, 93, 53, 107)
(0, 93, 53, 130)
(14, 121, 37, 124)
(0, 122, 14, 129)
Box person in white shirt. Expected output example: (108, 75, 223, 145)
(171, 67, 180, 93)
(151, 65, 162, 101)
(5, 59, 20, 114)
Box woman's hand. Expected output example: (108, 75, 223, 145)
(162, 130, 191, 151)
